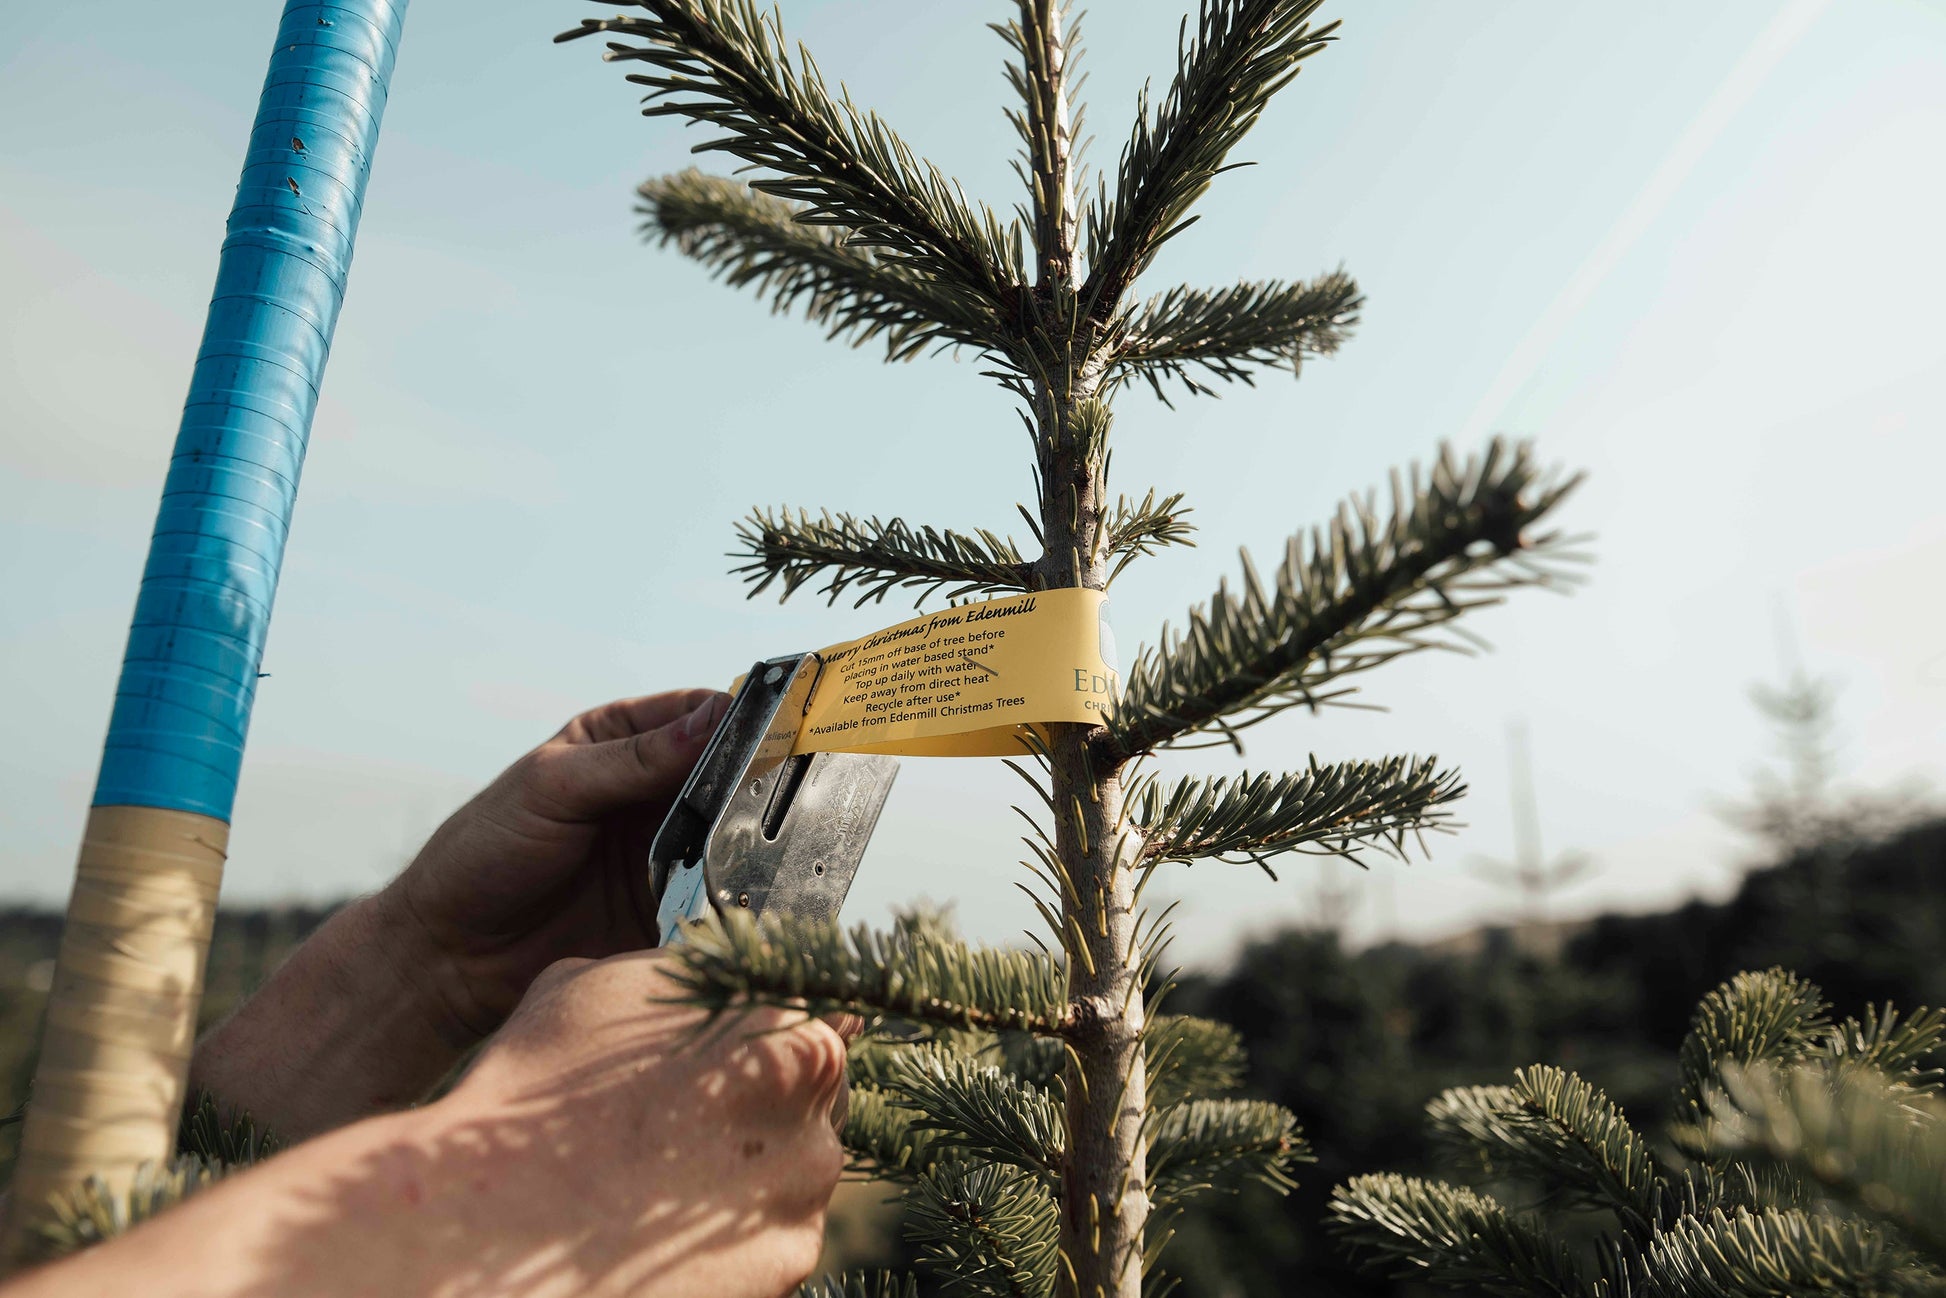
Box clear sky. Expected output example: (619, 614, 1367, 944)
(3, 1, 1942, 966)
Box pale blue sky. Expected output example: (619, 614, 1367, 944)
(3, 1, 1942, 962)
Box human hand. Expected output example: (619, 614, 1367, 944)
(19, 950, 852, 1298)
(381, 689, 731, 1041)
(185, 689, 734, 1142)
(415, 949, 852, 1298)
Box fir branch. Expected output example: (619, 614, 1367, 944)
(998, 1030, 1069, 1091)
(1425, 1084, 1525, 1181)
(1700, 1062, 1946, 1267)
(667, 911, 1068, 1036)
(844, 1082, 939, 1180)
(1820, 1006, 1946, 1094)
(734, 507, 1034, 608)
(35, 1090, 287, 1260)
(849, 1033, 924, 1091)
(907, 1162, 1060, 1298)
(558, 1, 1024, 309)
(1425, 1070, 1660, 1240)
(1104, 439, 1582, 757)
(1148, 1098, 1310, 1206)
(1132, 757, 1463, 871)
(849, 1024, 1003, 1085)
(34, 1156, 228, 1261)
(1083, 0, 1338, 316)
(1655, 1161, 1818, 1225)
(1643, 1207, 1914, 1298)
(1103, 490, 1197, 585)
(1327, 1174, 1594, 1298)
(640, 170, 1007, 359)
(800, 1273, 922, 1298)
(1146, 1015, 1246, 1109)
(1113, 272, 1362, 399)
(885, 1047, 1065, 1184)
(176, 1088, 282, 1166)
(1676, 969, 1831, 1129)
(1512, 1066, 1661, 1238)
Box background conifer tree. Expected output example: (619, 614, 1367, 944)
(552, 3, 1583, 1294)
(1331, 968, 1946, 1297)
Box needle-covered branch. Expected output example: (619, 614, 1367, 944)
(1102, 490, 1197, 584)
(1675, 977, 1942, 1144)
(1083, 0, 1338, 317)
(1698, 1062, 1946, 1266)
(1327, 1175, 1593, 1298)
(1641, 1208, 1910, 1298)
(734, 508, 1034, 608)
(640, 171, 1008, 360)
(1340, 971, 1946, 1298)
(842, 1081, 939, 1181)
(1104, 440, 1582, 757)
(1674, 969, 1831, 1127)
(906, 1162, 1060, 1298)
(558, 1, 1023, 309)
(667, 912, 1067, 1036)
(1132, 756, 1463, 872)
(1817, 1004, 1946, 1089)
(1146, 1016, 1245, 1109)
(1148, 1098, 1310, 1207)
(884, 1048, 1065, 1185)
(1113, 272, 1362, 399)
(800, 1273, 922, 1298)
(1430, 1067, 1660, 1241)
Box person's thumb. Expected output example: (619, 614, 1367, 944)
(555, 691, 729, 815)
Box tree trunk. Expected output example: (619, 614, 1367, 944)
(1018, 6, 1147, 1290)
(1037, 371, 1147, 1298)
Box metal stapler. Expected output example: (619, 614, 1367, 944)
(648, 652, 898, 945)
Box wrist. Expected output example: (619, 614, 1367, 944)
(363, 884, 504, 1048)
(188, 894, 485, 1142)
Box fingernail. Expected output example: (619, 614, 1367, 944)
(677, 692, 729, 742)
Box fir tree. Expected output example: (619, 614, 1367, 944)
(1330, 968, 1946, 1297)
(555, 3, 1582, 1295)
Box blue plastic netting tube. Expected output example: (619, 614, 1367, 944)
(92, 0, 407, 820)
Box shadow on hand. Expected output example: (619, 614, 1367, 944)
(232, 998, 835, 1298)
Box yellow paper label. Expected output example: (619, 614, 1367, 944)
(792, 588, 1119, 757)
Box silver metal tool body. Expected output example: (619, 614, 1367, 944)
(649, 652, 897, 945)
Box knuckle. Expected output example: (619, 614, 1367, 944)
(718, 1019, 844, 1119)
(781, 1217, 827, 1286)
(519, 746, 574, 804)
(530, 955, 593, 996)
(796, 1021, 848, 1090)
(627, 727, 680, 782)
(811, 1130, 845, 1192)
(795, 1231, 826, 1281)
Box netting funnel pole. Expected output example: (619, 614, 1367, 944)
(3, 0, 406, 1257)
